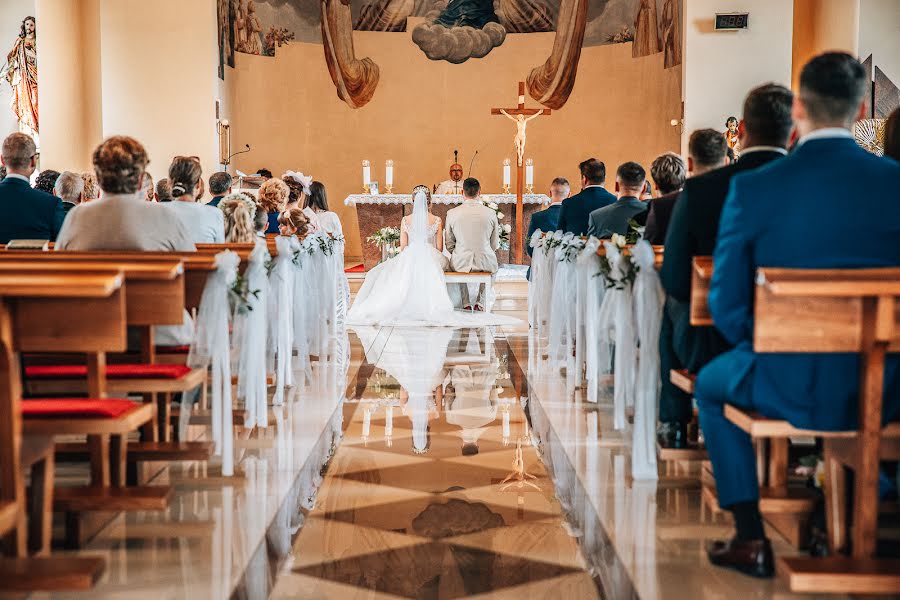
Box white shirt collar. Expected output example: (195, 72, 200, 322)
(584, 184, 605, 190)
(740, 146, 788, 156)
(5, 173, 30, 183)
(796, 127, 854, 148)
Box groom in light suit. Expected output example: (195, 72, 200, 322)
(445, 177, 499, 310)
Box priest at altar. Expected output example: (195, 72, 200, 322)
(346, 192, 550, 269)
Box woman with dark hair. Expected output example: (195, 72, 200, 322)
(885, 107, 900, 162)
(166, 156, 224, 243)
(303, 180, 343, 237)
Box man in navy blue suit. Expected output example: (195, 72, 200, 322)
(697, 53, 900, 578)
(0, 133, 65, 244)
(527, 177, 569, 254)
(557, 158, 616, 235)
(526, 177, 569, 280)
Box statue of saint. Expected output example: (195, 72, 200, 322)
(4, 16, 38, 140)
(500, 109, 544, 166)
(435, 0, 500, 29)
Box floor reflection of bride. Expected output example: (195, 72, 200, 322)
(347, 185, 518, 328)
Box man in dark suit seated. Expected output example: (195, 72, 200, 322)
(0, 133, 65, 244)
(643, 152, 686, 245)
(557, 158, 616, 235)
(657, 90, 791, 450)
(207, 171, 233, 207)
(587, 162, 650, 239)
(527, 177, 569, 253)
(696, 53, 900, 577)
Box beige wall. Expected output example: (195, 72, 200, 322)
(34, 0, 102, 172)
(99, 0, 220, 184)
(224, 24, 681, 259)
(792, 0, 860, 87)
(683, 0, 794, 148)
(859, 0, 900, 83)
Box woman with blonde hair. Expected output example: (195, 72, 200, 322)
(258, 177, 290, 234)
(218, 193, 259, 243)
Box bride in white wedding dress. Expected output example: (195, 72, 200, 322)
(347, 185, 518, 328)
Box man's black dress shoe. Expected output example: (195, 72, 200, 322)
(707, 537, 775, 579)
(657, 422, 689, 449)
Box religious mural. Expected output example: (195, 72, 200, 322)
(218, 0, 682, 108)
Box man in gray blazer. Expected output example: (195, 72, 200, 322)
(445, 178, 499, 310)
(587, 162, 650, 239)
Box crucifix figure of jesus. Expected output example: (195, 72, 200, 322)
(491, 82, 551, 263)
(499, 109, 544, 167)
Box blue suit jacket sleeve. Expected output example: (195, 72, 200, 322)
(526, 214, 538, 257)
(659, 188, 692, 301)
(51, 198, 66, 241)
(557, 201, 568, 234)
(708, 176, 756, 345)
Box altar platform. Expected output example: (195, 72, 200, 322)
(346, 193, 550, 269)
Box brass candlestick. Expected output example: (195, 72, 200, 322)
(502, 184, 511, 194)
(525, 184, 534, 194)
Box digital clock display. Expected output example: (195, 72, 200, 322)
(715, 13, 749, 30)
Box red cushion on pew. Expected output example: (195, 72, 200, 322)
(156, 345, 191, 354)
(22, 399, 136, 419)
(25, 364, 193, 380)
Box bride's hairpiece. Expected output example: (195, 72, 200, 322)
(284, 170, 313, 195)
(412, 184, 430, 196)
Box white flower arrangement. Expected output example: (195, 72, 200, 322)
(529, 229, 544, 249)
(556, 234, 587, 263)
(367, 227, 401, 248)
(481, 198, 510, 250)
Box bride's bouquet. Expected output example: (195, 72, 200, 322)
(481, 200, 512, 251)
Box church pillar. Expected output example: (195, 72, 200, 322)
(792, 0, 861, 87)
(97, 0, 220, 182)
(34, 0, 102, 171)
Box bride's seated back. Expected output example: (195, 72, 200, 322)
(401, 186, 443, 252)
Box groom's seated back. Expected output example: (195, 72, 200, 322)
(445, 178, 500, 275)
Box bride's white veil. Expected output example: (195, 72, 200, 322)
(408, 189, 429, 246)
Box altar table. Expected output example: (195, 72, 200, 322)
(346, 194, 550, 269)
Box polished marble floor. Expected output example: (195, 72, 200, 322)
(26, 280, 851, 599)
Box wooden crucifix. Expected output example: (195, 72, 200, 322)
(491, 82, 551, 264)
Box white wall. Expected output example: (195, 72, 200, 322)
(0, 0, 35, 139)
(683, 0, 794, 148)
(859, 0, 900, 84)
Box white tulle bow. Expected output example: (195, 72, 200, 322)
(284, 170, 313, 194)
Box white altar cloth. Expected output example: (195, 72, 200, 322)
(344, 193, 551, 206)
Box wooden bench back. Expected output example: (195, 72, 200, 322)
(0, 251, 216, 311)
(755, 268, 900, 353)
(0, 259, 185, 326)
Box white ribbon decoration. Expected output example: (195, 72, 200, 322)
(631, 240, 665, 480)
(268, 236, 298, 406)
(236, 241, 270, 429)
(284, 170, 313, 195)
(575, 237, 602, 389)
(189, 250, 240, 476)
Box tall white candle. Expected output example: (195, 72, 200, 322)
(503, 158, 511, 187)
(385, 160, 393, 186)
(362, 160, 371, 185)
(525, 158, 534, 186)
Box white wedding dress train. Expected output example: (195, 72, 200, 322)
(347, 191, 518, 328)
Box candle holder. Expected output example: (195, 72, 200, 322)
(362, 160, 371, 194)
(503, 184, 511, 194)
(525, 184, 534, 194)
(385, 159, 394, 194)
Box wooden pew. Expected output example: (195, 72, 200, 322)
(752, 267, 900, 594)
(0, 257, 209, 445)
(0, 272, 129, 590)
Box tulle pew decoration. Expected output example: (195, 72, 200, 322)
(188, 250, 240, 476)
(631, 240, 665, 481)
(233, 240, 271, 429)
(268, 235, 299, 406)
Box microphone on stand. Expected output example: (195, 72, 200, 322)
(226, 144, 251, 169)
(468, 149, 480, 177)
